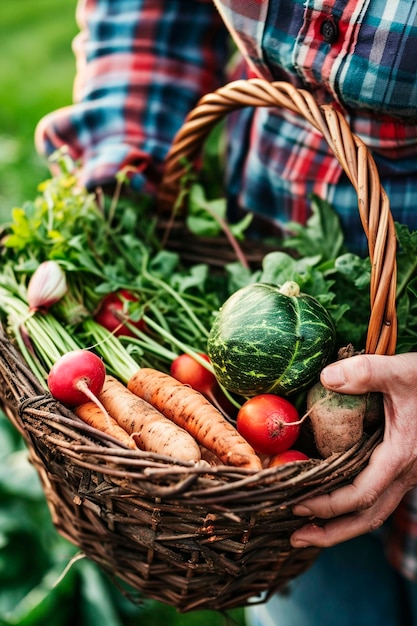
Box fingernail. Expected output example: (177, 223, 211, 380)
(291, 536, 311, 548)
(321, 363, 346, 388)
(293, 504, 313, 516)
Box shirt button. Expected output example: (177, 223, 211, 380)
(321, 17, 339, 43)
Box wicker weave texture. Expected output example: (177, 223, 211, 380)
(0, 325, 381, 611)
(0, 79, 396, 612)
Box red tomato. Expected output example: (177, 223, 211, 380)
(170, 353, 217, 395)
(268, 449, 310, 467)
(170, 353, 237, 419)
(94, 290, 145, 337)
(236, 394, 300, 455)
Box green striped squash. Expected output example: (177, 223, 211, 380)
(207, 281, 336, 397)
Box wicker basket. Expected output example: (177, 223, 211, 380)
(0, 79, 397, 613)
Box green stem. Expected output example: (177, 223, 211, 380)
(0, 287, 81, 377)
(199, 197, 250, 269)
(107, 176, 124, 226)
(142, 314, 208, 362)
(121, 328, 178, 362)
(12, 323, 49, 388)
(82, 319, 140, 383)
(140, 252, 210, 338)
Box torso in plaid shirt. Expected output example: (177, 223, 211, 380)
(36, 0, 417, 580)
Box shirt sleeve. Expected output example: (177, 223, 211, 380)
(35, 0, 229, 194)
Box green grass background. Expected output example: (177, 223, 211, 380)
(0, 1, 78, 222)
(0, 3, 246, 625)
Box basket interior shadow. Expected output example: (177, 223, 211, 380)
(0, 79, 397, 613)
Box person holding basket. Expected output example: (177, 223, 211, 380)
(35, 1, 417, 624)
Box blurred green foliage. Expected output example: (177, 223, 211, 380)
(0, 2, 246, 624)
(0, 0, 76, 222)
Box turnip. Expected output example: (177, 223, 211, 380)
(47, 349, 106, 407)
(306, 381, 383, 458)
(305, 345, 384, 458)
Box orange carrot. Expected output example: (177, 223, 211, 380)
(98, 375, 201, 463)
(127, 368, 262, 470)
(75, 401, 138, 450)
(199, 445, 223, 467)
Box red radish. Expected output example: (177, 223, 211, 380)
(267, 449, 310, 468)
(236, 394, 300, 455)
(170, 353, 235, 420)
(47, 350, 106, 406)
(94, 290, 145, 337)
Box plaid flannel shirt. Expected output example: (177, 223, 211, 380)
(36, 0, 417, 579)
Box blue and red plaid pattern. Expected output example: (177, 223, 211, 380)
(35, 0, 417, 579)
(35, 0, 417, 254)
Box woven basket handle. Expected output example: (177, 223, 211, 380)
(157, 78, 398, 356)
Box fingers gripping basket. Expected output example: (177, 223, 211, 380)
(0, 79, 397, 613)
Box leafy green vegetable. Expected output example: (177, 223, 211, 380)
(247, 194, 416, 352)
(2, 162, 417, 394)
(283, 195, 345, 261)
(394, 223, 417, 352)
(255, 197, 370, 349)
(0, 155, 231, 374)
(187, 183, 253, 240)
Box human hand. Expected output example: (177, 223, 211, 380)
(290, 352, 417, 548)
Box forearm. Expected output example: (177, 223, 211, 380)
(35, 0, 229, 193)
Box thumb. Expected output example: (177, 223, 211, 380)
(320, 353, 414, 395)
